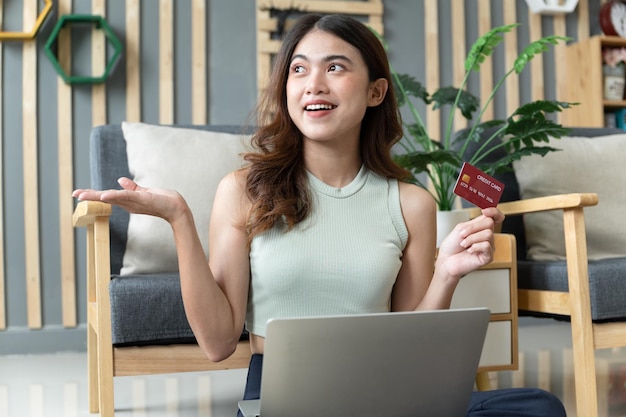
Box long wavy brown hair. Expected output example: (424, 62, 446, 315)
(244, 14, 409, 242)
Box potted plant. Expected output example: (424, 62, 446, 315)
(388, 23, 574, 213)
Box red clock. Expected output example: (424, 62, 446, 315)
(601, 0, 626, 38)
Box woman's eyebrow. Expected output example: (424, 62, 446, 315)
(323, 54, 353, 63)
(290, 54, 354, 64)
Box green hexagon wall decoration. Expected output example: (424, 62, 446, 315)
(0, 0, 53, 41)
(44, 14, 123, 84)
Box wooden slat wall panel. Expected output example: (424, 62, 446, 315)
(126, 0, 141, 122)
(578, 0, 590, 40)
(554, 14, 567, 123)
(159, 0, 174, 124)
(503, 1, 519, 116)
(192, 0, 207, 125)
(424, 0, 440, 141)
(92, 0, 107, 127)
(256, 5, 272, 99)
(255, 0, 383, 95)
(0, 0, 5, 330)
(451, 0, 467, 132)
(58, 0, 75, 327)
(528, 7, 544, 102)
(478, 0, 494, 121)
(23, 0, 41, 329)
(258, 0, 383, 16)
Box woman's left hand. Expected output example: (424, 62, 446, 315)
(436, 207, 505, 279)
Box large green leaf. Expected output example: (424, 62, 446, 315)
(431, 87, 480, 120)
(511, 100, 575, 116)
(452, 120, 505, 147)
(483, 146, 562, 175)
(514, 36, 570, 73)
(465, 23, 518, 72)
(394, 149, 464, 175)
(393, 74, 430, 107)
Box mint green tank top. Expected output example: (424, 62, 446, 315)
(246, 166, 409, 337)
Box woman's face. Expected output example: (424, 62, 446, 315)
(286, 29, 387, 147)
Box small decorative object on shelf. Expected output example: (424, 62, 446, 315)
(615, 108, 626, 130)
(603, 47, 626, 100)
(525, 0, 579, 15)
(600, 0, 626, 38)
(605, 112, 618, 129)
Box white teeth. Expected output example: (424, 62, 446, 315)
(306, 104, 335, 111)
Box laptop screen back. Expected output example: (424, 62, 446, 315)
(255, 308, 490, 417)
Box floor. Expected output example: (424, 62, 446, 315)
(1, 318, 626, 417)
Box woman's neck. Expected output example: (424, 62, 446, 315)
(303, 145, 362, 188)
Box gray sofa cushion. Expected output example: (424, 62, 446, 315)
(110, 272, 248, 346)
(110, 273, 196, 345)
(90, 124, 250, 346)
(518, 258, 626, 321)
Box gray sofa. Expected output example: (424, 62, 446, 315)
(76, 123, 253, 417)
(460, 126, 626, 417)
(462, 127, 626, 322)
(82, 123, 626, 417)
(90, 124, 250, 346)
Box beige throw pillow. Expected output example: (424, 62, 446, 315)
(512, 134, 626, 261)
(121, 122, 250, 275)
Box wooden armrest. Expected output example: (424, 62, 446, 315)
(490, 233, 515, 267)
(72, 201, 112, 227)
(468, 193, 598, 218)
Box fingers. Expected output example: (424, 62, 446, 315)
(72, 189, 106, 201)
(460, 228, 493, 249)
(457, 215, 494, 241)
(456, 213, 496, 255)
(481, 207, 505, 224)
(118, 177, 141, 191)
(73, 177, 138, 201)
(460, 207, 503, 249)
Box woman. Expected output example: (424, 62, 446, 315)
(73, 14, 566, 417)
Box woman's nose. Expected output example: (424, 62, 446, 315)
(305, 70, 329, 95)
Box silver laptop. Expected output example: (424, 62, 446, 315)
(238, 307, 490, 417)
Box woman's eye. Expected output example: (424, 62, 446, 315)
(329, 63, 345, 72)
(292, 64, 305, 73)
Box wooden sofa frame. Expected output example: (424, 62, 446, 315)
(73, 201, 252, 417)
(468, 192, 626, 417)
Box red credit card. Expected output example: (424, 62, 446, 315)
(453, 162, 505, 208)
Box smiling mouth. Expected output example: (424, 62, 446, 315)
(305, 104, 337, 111)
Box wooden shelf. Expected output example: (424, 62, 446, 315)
(603, 100, 626, 108)
(563, 36, 626, 127)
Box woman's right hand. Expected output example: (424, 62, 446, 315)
(72, 177, 189, 223)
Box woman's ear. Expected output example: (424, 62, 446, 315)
(367, 78, 388, 107)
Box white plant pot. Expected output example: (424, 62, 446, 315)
(436, 209, 471, 247)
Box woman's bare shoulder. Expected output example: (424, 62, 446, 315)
(398, 181, 436, 215)
(218, 168, 248, 190)
(213, 169, 252, 223)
